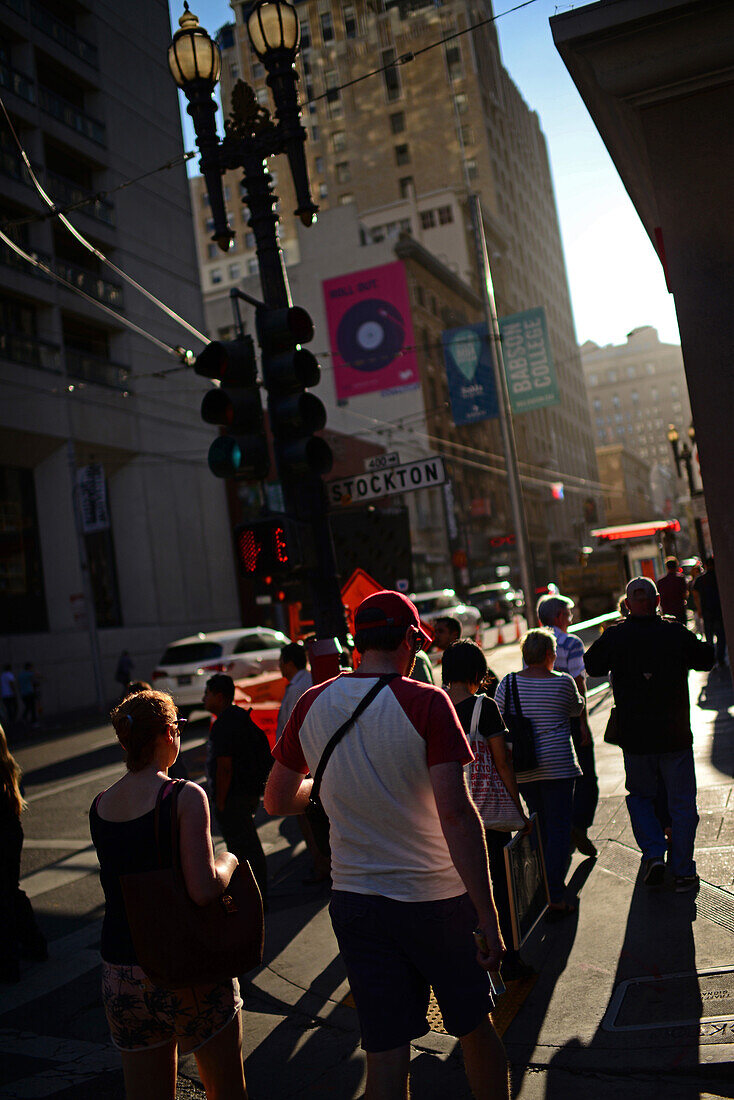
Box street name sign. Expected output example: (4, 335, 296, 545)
(328, 455, 447, 506)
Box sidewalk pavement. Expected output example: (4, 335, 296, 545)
(173, 665, 734, 1098)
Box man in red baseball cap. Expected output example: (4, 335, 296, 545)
(266, 590, 508, 1098)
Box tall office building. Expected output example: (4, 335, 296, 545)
(580, 327, 691, 513)
(191, 0, 600, 579)
(0, 0, 237, 712)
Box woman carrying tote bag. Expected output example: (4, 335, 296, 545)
(495, 629, 585, 921)
(89, 690, 249, 1100)
(442, 640, 534, 980)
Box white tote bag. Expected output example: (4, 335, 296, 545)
(465, 695, 525, 832)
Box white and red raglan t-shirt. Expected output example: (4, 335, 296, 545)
(273, 672, 474, 902)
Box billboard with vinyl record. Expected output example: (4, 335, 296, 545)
(323, 262, 420, 401)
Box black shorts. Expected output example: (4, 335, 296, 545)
(329, 890, 493, 1052)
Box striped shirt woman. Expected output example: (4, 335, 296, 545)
(495, 629, 585, 913)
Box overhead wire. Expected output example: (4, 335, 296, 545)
(0, 95, 208, 348)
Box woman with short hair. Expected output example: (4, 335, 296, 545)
(495, 629, 585, 918)
(89, 689, 249, 1099)
(442, 640, 533, 979)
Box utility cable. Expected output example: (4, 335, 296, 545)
(0, 228, 179, 357)
(0, 96, 208, 346)
(305, 0, 540, 105)
(0, 151, 197, 230)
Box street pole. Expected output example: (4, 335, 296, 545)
(468, 193, 536, 620)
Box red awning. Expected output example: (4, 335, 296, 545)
(590, 519, 681, 541)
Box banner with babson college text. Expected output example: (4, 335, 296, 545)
(498, 306, 560, 414)
(441, 324, 499, 427)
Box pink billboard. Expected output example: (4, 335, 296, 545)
(322, 261, 420, 401)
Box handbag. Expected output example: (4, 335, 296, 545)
(119, 780, 263, 989)
(502, 673, 538, 773)
(305, 674, 399, 857)
(603, 705, 622, 746)
(466, 695, 525, 832)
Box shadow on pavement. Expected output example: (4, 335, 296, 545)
(508, 857, 595, 1098)
(542, 867, 715, 1099)
(696, 667, 734, 780)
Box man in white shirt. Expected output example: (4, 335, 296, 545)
(266, 591, 508, 1099)
(276, 642, 313, 743)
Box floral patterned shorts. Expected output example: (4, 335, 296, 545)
(101, 961, 243, 1054)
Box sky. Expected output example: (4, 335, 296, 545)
(168, 0, 681, 350)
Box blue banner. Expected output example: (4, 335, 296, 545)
(441, 324, 499, 427)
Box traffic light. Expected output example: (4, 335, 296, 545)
(256, 305, 333, 482)
(233, 514, 313, 577)
(194, 336, 269, 480)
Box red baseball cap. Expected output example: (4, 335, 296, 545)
(354, 590, 432, 647)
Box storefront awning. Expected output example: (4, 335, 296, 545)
(590, 519, 681, 542)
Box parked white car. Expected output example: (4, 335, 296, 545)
(152, 627, 290, 715)
(409, 589, 482, 638)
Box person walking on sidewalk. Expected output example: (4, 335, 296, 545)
(275, 642, 312, 742)
(692, 556, 727, 666)
(537, 594, 599, 858)
(204, 674, 273, 906)
(495, 630, 585, 919)
(0, 722, 47, 983)
(442, 639, 533, 981)
(584, 577, 714, 892)
(266, 590, 509, 1100)
(1, 665, 18, 726)
(657, 556, 689, 624)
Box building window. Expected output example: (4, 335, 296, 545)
(0, 465, 48, 633)
(445, 44, 463, 81)
(588, 373, 598, 386)
(612, 394, 620, 408)
(325, 70, 342, 118)
(420, 209, 436, 229)
(245, 232, 255, 248)
(395, 143, 410, 166)
(593, 399, 601, 412)
(211, 269, 222, 285)
(608, 369, 617, 382)
(671, 385, 679, 397)
(626, 365, 636, 377)
(319, 182, 328, 199)
(315, 156, 324, 174)
(455, 91, 468, 114)
(382, 48, 401, 101)
(256, 87, 269, 107)
(399, 176, 413, 199)
(228, 263, 240, 279)
(460, 125, 474, 146)
(300, 18, 311, 48)
(247, 258, 259, 275)
(320, 11, 334, 41)
(310, 123, 319, 141)
(252, 61, 264, 80)
(336, 161, 351, 183)
(343, 2, 357, 38)
(207, 243, 218, 259)
(205, 217, 215, 233)
(465, 158, 477, 180)
(438, 205, 453, 224)
(390, 111, 405, 134)
(331, 130, 346, 153)
(338, 193, 354, 205)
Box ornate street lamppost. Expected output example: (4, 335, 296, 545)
(667, 423, 706, 559)
(168, 2, 347, 644)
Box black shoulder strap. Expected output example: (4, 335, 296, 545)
(153, 779, 182, 870)
(310, 675, 399, 804)
(511, 672, 524, 718)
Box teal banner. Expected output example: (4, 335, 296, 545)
(499, 307, 560, 414)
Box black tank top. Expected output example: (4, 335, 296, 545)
(89, 782, 176, 964)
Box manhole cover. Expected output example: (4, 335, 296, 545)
(603, 965, 734, 1040)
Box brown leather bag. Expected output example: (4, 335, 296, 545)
(119, 780, 263, 989)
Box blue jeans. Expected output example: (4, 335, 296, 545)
(623, 749, 698, 877)
(519, 778, 575, 903)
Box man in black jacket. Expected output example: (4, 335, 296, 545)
(204, 673, 273, 904)
(584, 577, 714, 892)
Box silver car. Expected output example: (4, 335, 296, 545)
(409, 589, 482, 638)
(152, 627, 289, 716)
